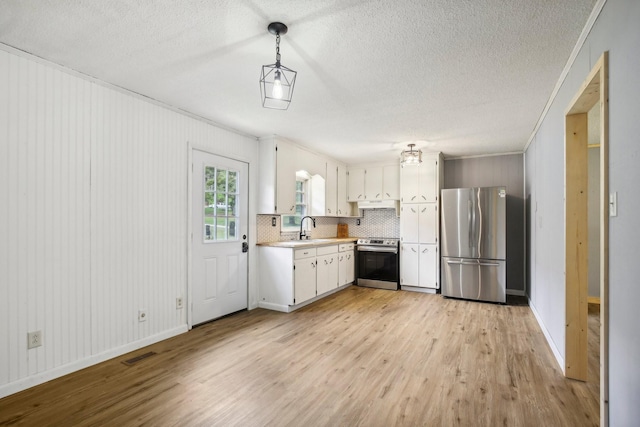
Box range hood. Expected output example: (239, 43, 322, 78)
(356, 200, 397, 209)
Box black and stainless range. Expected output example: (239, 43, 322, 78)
(356, 238, 400, 290)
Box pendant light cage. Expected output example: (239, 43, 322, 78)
(260, 63, 297, 110)
(400, 143, 422, 166)
(260, 22, 297, 110)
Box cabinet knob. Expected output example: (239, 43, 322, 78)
(421, 195, 427, 200)
(312, 263, 316, 268)
(411, 196, 416, 201)
(290, 205, 295, 211)
(376, 193, 380, 199)
(358, 194, 363, 199)
(385, 193, 391, 198)
(422, 248, 428, 253)
(411, 248, 417, 253)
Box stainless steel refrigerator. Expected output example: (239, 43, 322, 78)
(441, 187, 506, 303)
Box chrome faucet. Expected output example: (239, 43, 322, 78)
(299, 216, 316, 240)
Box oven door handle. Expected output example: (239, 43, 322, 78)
(357, 246, 398, 253)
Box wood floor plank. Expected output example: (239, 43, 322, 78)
(0, 287, 599, 426)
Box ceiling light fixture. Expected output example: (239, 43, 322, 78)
(259, 22, 297, 110)
(400, 143, 422, 166)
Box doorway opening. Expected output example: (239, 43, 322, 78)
(564, 51, 608, 424)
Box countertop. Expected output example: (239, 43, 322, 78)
(257, 237, 357, 248)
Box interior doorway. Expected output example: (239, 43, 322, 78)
(564, 51, 608, 425)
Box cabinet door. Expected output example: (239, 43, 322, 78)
(400, 243, 419, 286)
(347, 168, 365, 202)
(418, 203, 437, 244)
(383, 164, 400, 200)
(418, 158, 437, 203)
(325, 161, 338, 216)
(337, 164, 349, 216)
(418, 244, 438, 288)
(338, 253, 347, 286)
(345, 251, 355, 284)
(317, 254, 338, 294)
(294, 258, 316, 304)
(400, 204, 420, 243)
(365, 166, 383, 200)
(276, 142, 297, 214)
(400, 165, 420, 203)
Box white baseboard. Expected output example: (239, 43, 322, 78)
(528, 298, 564, 374)
(257, 301, 291, 312)
(507, 289, 526, 296)
(0, 325, 188, 399)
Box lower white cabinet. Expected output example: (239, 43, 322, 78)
(400, 243, 438, 289)
(317, 246, 339, 294)
(338, 243, 355, 286)
(258, 242, 354, 312)
(294, 249, 318, 304)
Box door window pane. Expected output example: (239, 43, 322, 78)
(203, 165, 240, 242)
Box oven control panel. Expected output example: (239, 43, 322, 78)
(356, 238, 399, 247)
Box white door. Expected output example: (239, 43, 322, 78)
(294, 258, 317, 304)
(192, 149, 248, 325)
(418, 158, 437, 202)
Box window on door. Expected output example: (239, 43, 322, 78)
(281, 179, 307, 232)
(203, 166, 239, 241)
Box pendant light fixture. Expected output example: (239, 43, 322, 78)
(259, 22, 297, 110)
(400, 143, 422, 166)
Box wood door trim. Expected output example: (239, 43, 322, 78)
(564, 51, 608, 426)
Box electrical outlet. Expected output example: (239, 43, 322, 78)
(176, 297, 184, 309)
(27, 331, 42, 349)
(138, 310, 147, 322)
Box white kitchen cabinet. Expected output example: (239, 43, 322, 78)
(347, 168, 366, 201)
(337, 165, 350, 216)
(364, 166, 383, 200)
(258, 136, 297, 214)
(399, 153, 442, 292)
(338, 243, 355, 286)
(400, 243, 437, 289)
(418, 244, 438, 288)
(400, 243, 420, 286)
(294, 248, 317, 304)
(325, 161, 338, 216)
(400, 156, 438, 204)
(400, 203, 437, 244)
(419, 204, 437, 243)
(258, 241, 356, 312)
(317, 248, 339, 294)
(383, 164, 400, 200)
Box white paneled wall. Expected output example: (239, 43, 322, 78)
(0, 46, 258, 397)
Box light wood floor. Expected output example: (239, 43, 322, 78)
(0, 287, 599, 426)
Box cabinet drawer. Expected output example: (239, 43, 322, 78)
(339, 243, 355, 252)
(316, 245, 339, 256)
(295, 248, 317, 259)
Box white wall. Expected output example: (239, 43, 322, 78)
(0, 46, 259, 398)
(525, 0, 640, 423)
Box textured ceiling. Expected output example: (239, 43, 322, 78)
(0, 0, 596, 163)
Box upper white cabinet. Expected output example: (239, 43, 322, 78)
(400, 203, 437, 244)
(258, 136, 349, 216)
(325, 161, 338, 216)
(401, 156, 438, 203)
(347, 164, 400, 202)
(383, 164, 400, 200)
(337, 165, 350, 216)
(347, 168, 366, 201)
(364, 166, 383, 200)
(258, 136, 297, 214)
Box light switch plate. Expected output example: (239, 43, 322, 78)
(609, 192, 617, 217)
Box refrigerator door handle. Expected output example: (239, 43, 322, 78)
(467, 200, 473, 248)
(446, 260, 501, 267)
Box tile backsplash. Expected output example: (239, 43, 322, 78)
(256, 209, 399, 243)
